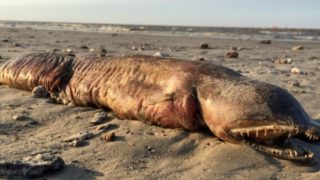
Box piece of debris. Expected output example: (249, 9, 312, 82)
(131, 46, 144, 51)
(13, 114, 31, 121)
(32, 86, 49, 98)
(200, 43, 210, 49)
(193, 56, 205, 61)
(237, 46, 249, 51)
(90, 111, 108, 125)
(291, 67, 301, 74)
(259, 40, 272, 44)
(62, 48, 75, 57)
(0, 153, 64, 178)
(100, 48, 107, 54)
(69, 139, 87, 147)
(63, 131, 94, 142)
(153, 51, 169, 57)
(224, 51, 239, 59)
(274, 55, 292, 64)
(12, 43, 20, 47)
(230, 46, 237, 51)
(96, 124, 111, 133)
(145, 146, 156, 153)
(49, 48, 60, 53)
(65, 48, 73, 53)
(292, 45, 304, 51)
(98, 48, 107, 57)
(101, 132, 115, 142)
(309, 56, 319, 60)
(80, 45, 89, 49)
(289, 80, 300, 87)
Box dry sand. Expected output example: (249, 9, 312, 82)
(0, 26, 320, 179)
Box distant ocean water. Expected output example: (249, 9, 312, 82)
(0, 21, 319, 42)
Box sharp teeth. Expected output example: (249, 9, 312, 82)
(308, 153, 314, 158)
(293, 151, 298, 157)
(288, 133, 292, 138)
(256, 130, 259, 137)
(246, 130, 250, 136)
(264, 129, 267, 136)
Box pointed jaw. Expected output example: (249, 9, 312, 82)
(229, 124, 318, 162)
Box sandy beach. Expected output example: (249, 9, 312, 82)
(0, 23, 320, 179)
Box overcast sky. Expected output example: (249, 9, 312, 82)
(0, 0, 319, 28)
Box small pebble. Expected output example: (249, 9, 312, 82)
(259, 40, 272, 44)
(153, 51, 169, 57)
(230, 46, 237, 51)
(98, 48, 107, 57)
(90, 111, 108, 125)
(63, 48, 73, 53)
(193, 56, 205, 61)
(200, 43, 210, 49)
(309, 56, 319, 60)
(63, 131, 94, 142)
(50, 48, 60, 53)
(289, 80, 300, 87)
(291, 67, 301, 74)
(13, 114, 30, 121)
(145, 146, 155, 152)
(101, 132, 115, 142)
(80, 45, 89, 49)
(274, 56, 292, 64)
(12, 42, 20, 47)
(237, 47, 248, 51)
(292, 45, 304, 51)
(100, 48, 107, 54)
(96, 124, 111, 133)
(69, 139, 87, 147)
(32, 86, 48, 98)
(224, 51, 239, 59)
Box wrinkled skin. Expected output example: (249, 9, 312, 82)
(0, 53, 319, 162)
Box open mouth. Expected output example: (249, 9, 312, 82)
(229, 125, 318, 162)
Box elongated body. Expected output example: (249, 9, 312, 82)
(0, 53, 319, 161)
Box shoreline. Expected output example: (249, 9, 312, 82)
(1, 21, 319, 43)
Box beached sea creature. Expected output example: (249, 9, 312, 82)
(0, 53, 319, 162)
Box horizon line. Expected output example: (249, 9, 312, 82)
(1, 19, 320, 31)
